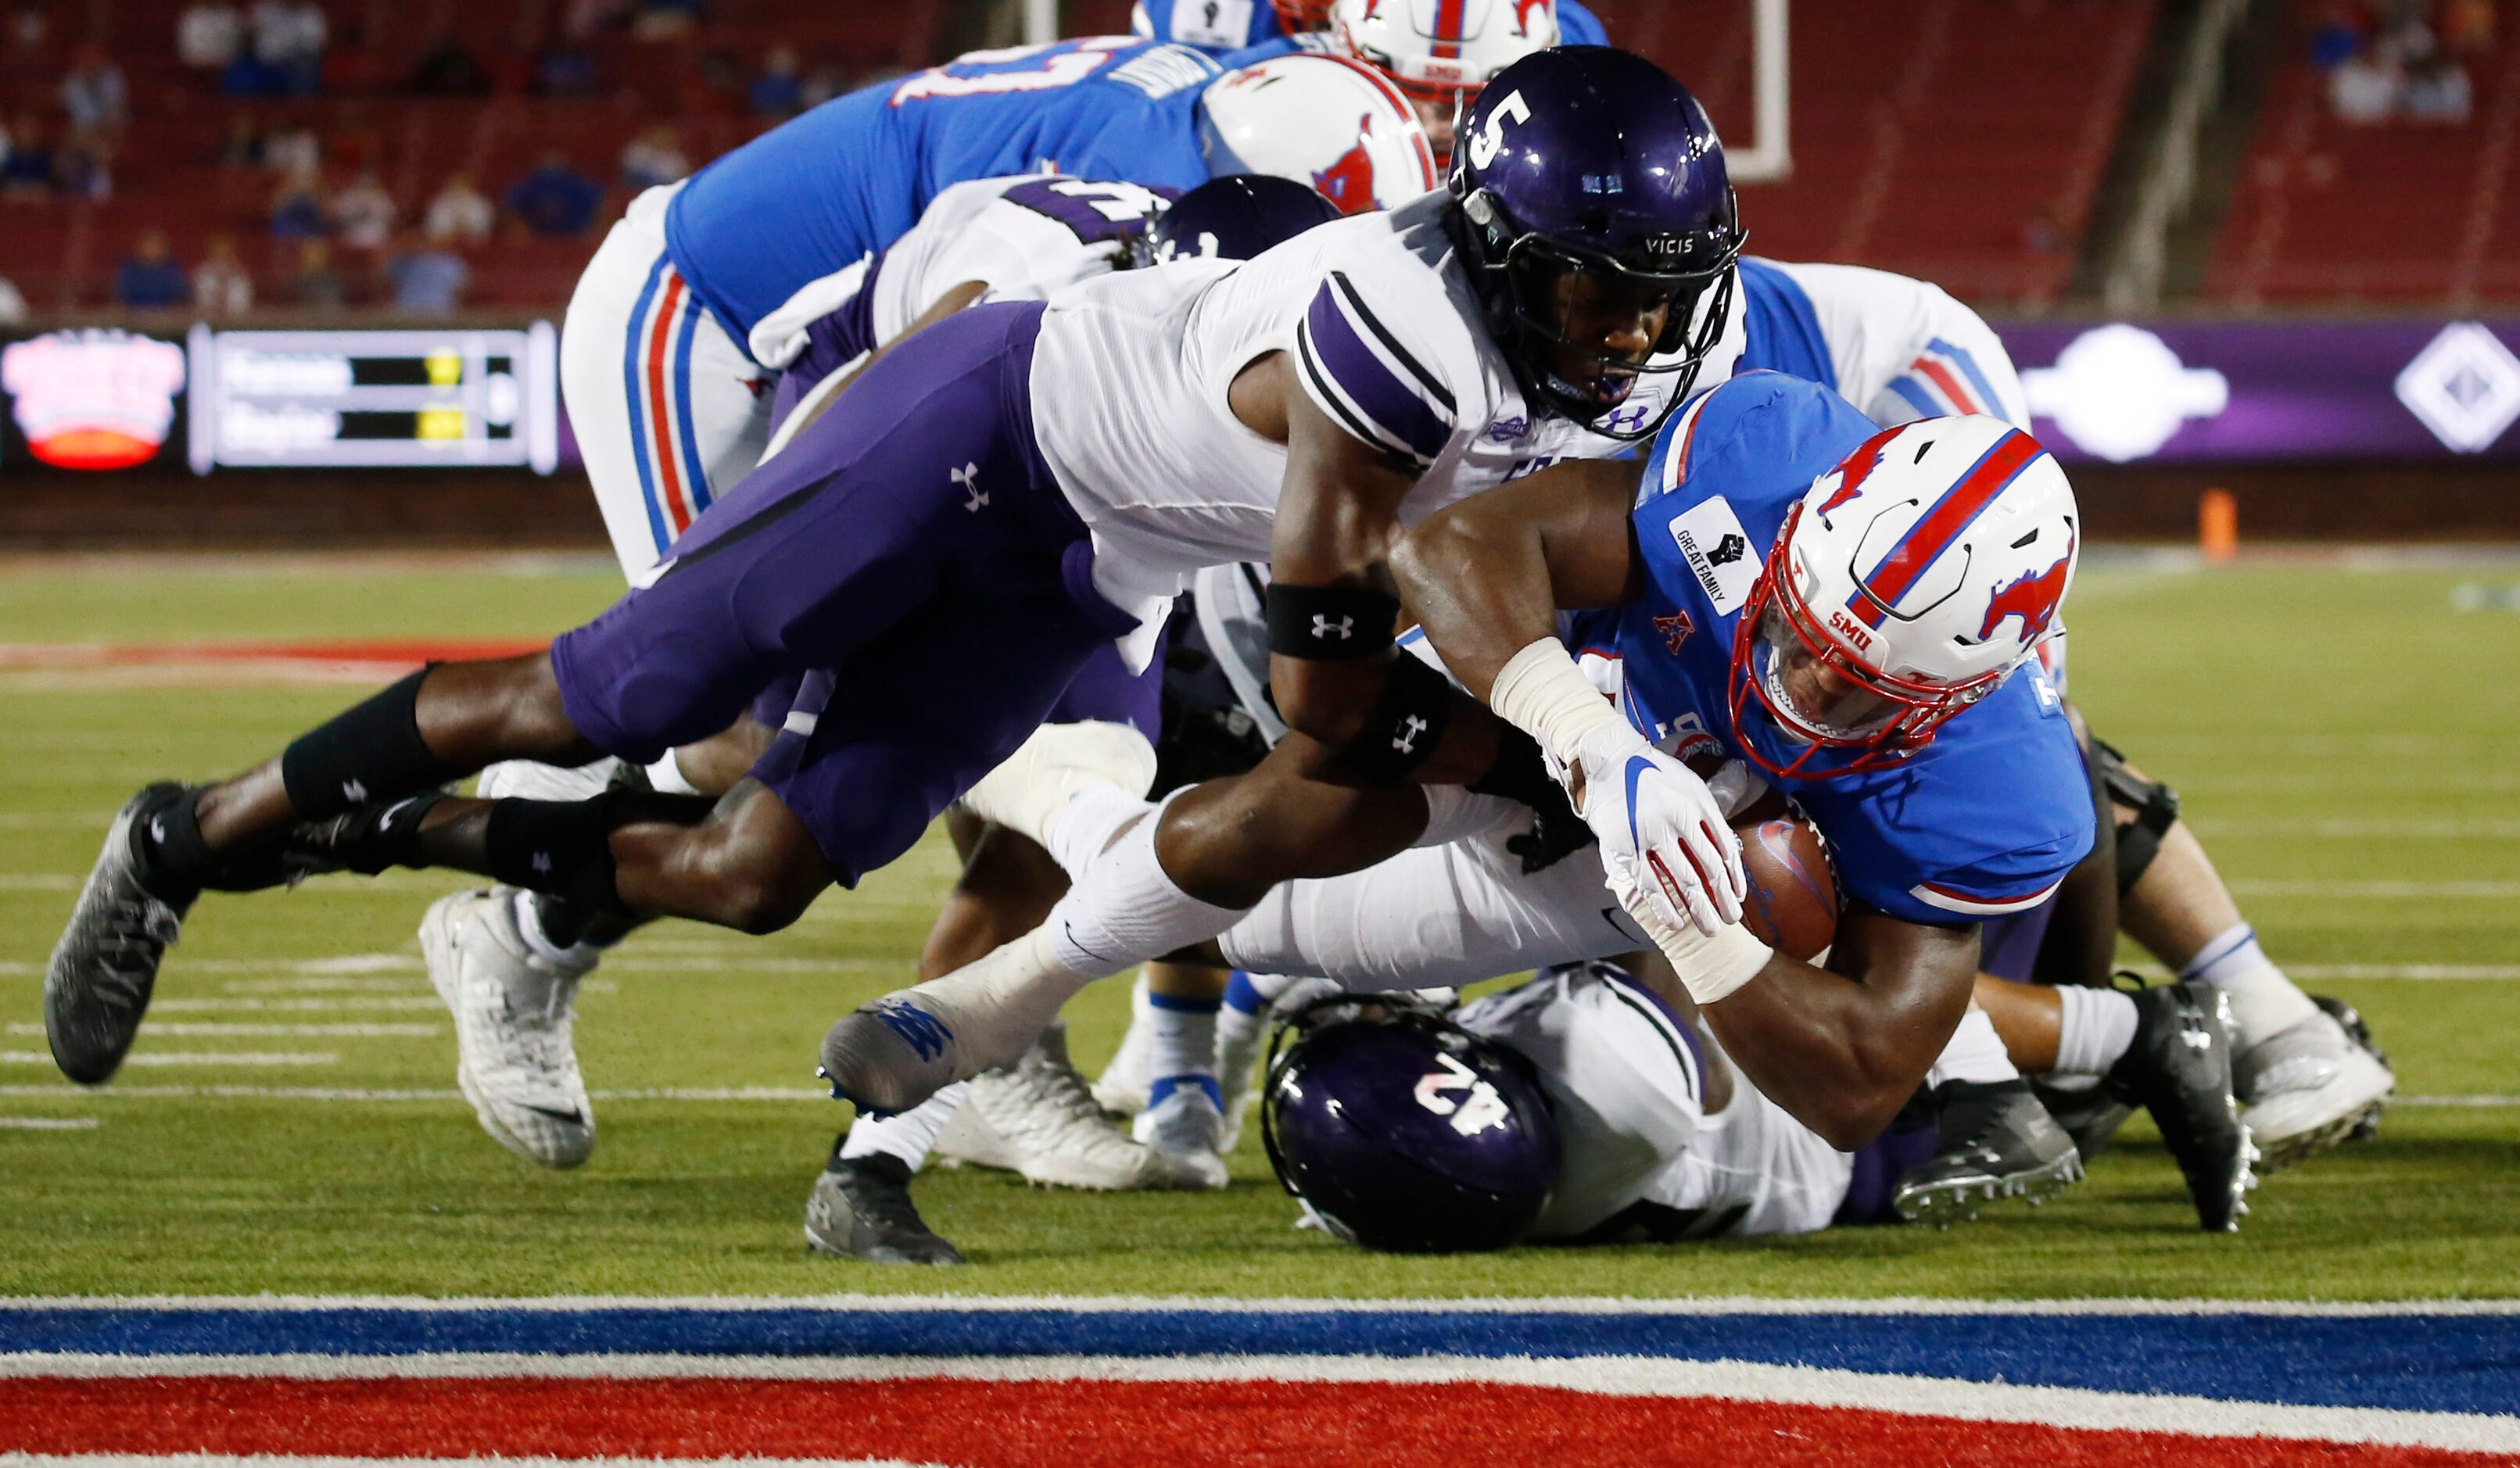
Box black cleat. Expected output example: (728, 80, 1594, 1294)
(2030, 1077, 2136, 1164)
(804, 1152, 965, 1266)
(2106, 981, 2255, 1232)
(1892, 1079, 2084, 1226)
(45, 784, 199, 1085)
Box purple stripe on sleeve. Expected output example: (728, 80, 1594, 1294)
(1299, 282, 1454, 465)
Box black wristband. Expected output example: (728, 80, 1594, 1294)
(1467, 725, 1554, 810)
(1266, 583, 1400, 661)
(1339, 654, 1457, 784)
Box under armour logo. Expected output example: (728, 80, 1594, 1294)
(1705, 532, 1748, 568)
(1392, 714, 1429, 754)
(1312, 614, 1353, 641)
(341, 778, 368, 803)
(950, 462, 987, 513)
(532, 851, 552, 875)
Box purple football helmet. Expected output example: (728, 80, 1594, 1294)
(1447, 46, 1744, 440)
(1133, 174, 1344, 268)
(1260, 997, 1561, 1253)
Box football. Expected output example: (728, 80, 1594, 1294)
(1734, 814, 1837, 960)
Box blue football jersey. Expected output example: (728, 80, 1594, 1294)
(1569, 372, 2092, 927)
(664, 38, 1220, 348)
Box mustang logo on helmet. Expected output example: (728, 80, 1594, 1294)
(1311, 118, 1382, 213)
(1977, 550, 2073, 643)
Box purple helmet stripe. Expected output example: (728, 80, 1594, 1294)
(1297, 280, 1454, 465)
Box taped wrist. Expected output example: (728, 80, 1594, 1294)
(1486, 637, 1621, 767)
(1266, 583, 1400, 661)
(484, 793, 623, 913)
(281, 668, 463, 820)
(1337, 654, 1455, 784)
(1653, 918, 1776, 1007)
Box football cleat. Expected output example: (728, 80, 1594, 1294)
(804, 1152, 965, 1266)
(2311, 993, 2393, 1144)
(2102, 982, 2255, 1233)
(933, 1022, 1173, 1191)
(1134, 1081, 1231, 1191)
(2028, 1075, 2135, 1164)
(45, 783, 197, 1085)
(421, 889, 597, 1169)
(2233, 1005, 2396, 1170)
(1892, 1079, 2084, 1226)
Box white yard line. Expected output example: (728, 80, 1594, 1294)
(2189, 817, 2520, 840)
(0, 1052, 336, 1068)
(6, 1022, 437, 1039)
(2225, 879, 2520, 899)
(0, 1116, 97, 1130)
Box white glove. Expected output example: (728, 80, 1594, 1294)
(1561, 717, 1747, 936)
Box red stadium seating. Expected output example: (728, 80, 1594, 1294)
(2206, 9, 2520, 306)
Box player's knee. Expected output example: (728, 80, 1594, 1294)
(2089, 734, 2181, 894)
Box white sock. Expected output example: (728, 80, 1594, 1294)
(1044, 786, 1149, 878)
(2052, 985, 2141, 1076)
(645, 750, 701, 796)
(837, 1081, 970, 1171)
(1145, 990, 1221, 1110)
(510, 889, 604, 971)
(1927, 1004, 2020, 1087)
(1043, 794, 1251, 976)
(1216, 971, 1271, 1089)
(2179, 922, 2316, 1045)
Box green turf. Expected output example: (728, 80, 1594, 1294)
(1, 555, 2515, 1300)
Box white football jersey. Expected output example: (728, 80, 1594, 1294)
(1029, 192, 1683, 647)
(747, 174, 1170, 373)
(1693, 257, 2031, 429)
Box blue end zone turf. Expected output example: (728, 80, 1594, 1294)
(3, 1299, 2515, 1416)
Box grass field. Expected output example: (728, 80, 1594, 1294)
(1, 552, 2515, 1303)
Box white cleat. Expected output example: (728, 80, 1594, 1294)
(1090, 974, 1158, 1118)
(1133, 1082, 1231, 1191)
(421, 889, 598, 1169)
(934, 1022, 1172, 1191)
(2234, 1010, 2396, 1170)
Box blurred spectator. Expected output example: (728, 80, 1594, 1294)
(194, 232, 254, 313)
(801, 63, 845, 110)
(263, 120, 319, 173)
(424, 170, 494, 243)
(214, 112, 264, 166)
(178, 0, 242, 70)
(2403, 55, 2472, 122)
(679, 46, 740, 114)
(506, 150, 600, 235)
(0, 273, 27, 324)
(2443, 0, 2495, 55)
(290, 238, 345, 306)
(410, 29, 488, 95)
(61, 43, 126, 133)
(54, 127, 109, 198)
(115, 230, 189, 308)
(533, 36, 598, 96)
(2, 111, 51, 196)
(618, 124, 686, 189)
(332, 167, 395, 252)
(249, 0, 326, 95)
(747, 44, 801, 117)
(630, 0, 700, 41)
(565, 0, 627, 37)
(2330, 46, 2398, 122)
(270, 161, 329, 236)
(386, 228, 468, 312)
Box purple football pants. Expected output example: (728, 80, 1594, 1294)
(550, 300, 1144, 886)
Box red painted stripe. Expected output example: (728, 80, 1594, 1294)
(1434, 0, 1466, 57)
(646, 271, 693, 538)
(1913, 356, 1983, 415)
(1854, 431, 2041, 628)
(0, 1380, 2500, 1468)
(0, 1376, 2497, 1468)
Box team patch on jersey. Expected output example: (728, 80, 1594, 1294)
(1167, 0, 1255, 48)
(1667, 496, 1759, 615)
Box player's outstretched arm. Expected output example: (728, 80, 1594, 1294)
(1692, 908, 1980, 1151)
(1389, 457, 1643, 695)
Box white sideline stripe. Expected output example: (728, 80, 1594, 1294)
(2226, 879, 2520, 898)
(2191, 817, 2520, 839)
(0, 1052, 335, 1068)
(5, 1023, 436, 1039)
(149, 999, 446, 1013)
(0, 1353, 2511, 1452)
(0, 1117, 96, 1130)
(7, 1291, 2515, 1318)
(0, 1084, 2503, 1107)
(2291, 965, 2520, 981)
(0, 1459, 948, 1468)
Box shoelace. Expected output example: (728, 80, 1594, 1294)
(86, 895, 180, 1010)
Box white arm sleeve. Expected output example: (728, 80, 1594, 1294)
(1765, 260, 2031, 428)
